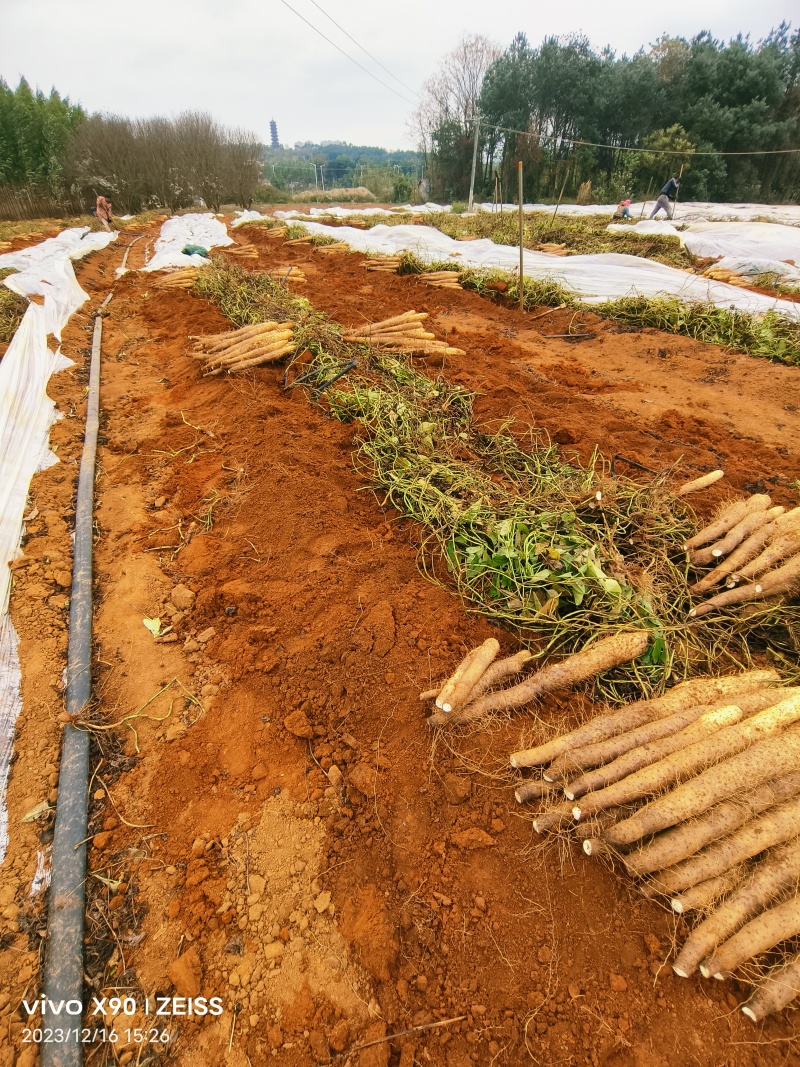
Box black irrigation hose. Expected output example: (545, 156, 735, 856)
(41, 297, 108, 1067)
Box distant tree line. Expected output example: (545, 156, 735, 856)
(0, 78, 263, 215)
(262, 142, 422, 201)
(412, 27, 800, 203)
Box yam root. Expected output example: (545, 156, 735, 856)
(741, 953, 800, 1021)
(554, 689, 780, 788)
(701, 897, 800, 980)
(624, 768, 800, 877)
(514, 779, 557, 803)
(644, 795, 800, 898)
(691, 552, 800, 618)
(732, 529, 800, 583)
(437, 638, 500, 714)
(690, 507, 784, 566)
(684, 494, 771, 551)
(604, 722, 800, 848)
(532, 800, 575, 832)
(433, 647, 479, 712)
(674, 836, 800, 977)
(572, 705, 745, 818)
(676, 470, 724, 497)
(509, 669, 778, 770)
(450, 631, 650, 729)
(689, 521, 782, 594)
(671, 868, 746, 914)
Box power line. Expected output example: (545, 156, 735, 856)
(483, 121, 800, 157)
(306, 0, 420, 99)
(277, 0, 417, 107)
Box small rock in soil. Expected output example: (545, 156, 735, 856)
(167, 946, 203, 997)
(284, 709, 314, 739)
(170, 584, 195, 611)
(609, 973, 627, 992)
(451, 827, 495, 850)
(443, 773, 470, 805)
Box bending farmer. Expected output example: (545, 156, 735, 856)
(613, 199, 633, 220)
(95, 192, 114, 231)
(649, 177, 680, 220)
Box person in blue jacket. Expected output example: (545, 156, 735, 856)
(649, 176, 680, 219)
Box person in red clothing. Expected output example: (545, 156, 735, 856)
(95, 192, 113, 231)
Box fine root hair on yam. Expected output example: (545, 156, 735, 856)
(741, 953, 800, 1021)
(676, 470, 724, 497)
(624, 766, 800, 877)
(673, 834, 800, 978)
(532, 800, 576, 832)
(700, 897, 800, 980)
(684, 494, 771, 551)
(671, 867, 747, 916)
(509, 670, 779, 770)
(514, 779, 558, 804)
(604, 722, 800, 849)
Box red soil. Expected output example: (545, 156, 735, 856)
(0, 223, 799, 1067)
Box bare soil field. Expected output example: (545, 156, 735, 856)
(1, 219, 799, 1067)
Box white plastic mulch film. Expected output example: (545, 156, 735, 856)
(143, 213, 233, 271)
(293, 220, 800, 320)
(0, 226, 117, 863)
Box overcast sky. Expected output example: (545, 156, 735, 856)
(1, 0, 796, 149)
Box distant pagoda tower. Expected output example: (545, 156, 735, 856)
(269, 119, 279, 149)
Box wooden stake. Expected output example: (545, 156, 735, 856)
(518, 161, 524, 313)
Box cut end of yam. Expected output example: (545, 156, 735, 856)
(571, 805, 582, 820)
(671, 900, 684, 915)
(741, 1005, 758, 1022)
(672, 965, 689, 978)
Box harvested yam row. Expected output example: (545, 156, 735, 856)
(153, 268, 200, 289)
(316, 243, 349, 254)
(263, 226, 288, 239)
(510, 669, 777, 771)
(362, 258, 402, 272)
(689, 551, 800, 618)
(419, 272, 463, 290)
(427, 631, 650, 730)
(685, 494, 771, 551)
(222, 243, 259, 259)
(343, 311, 466, 358)
(284, 235, 315, 245)
(266, 267, 306, 284)
(0, 240, 12, 252)
(689, 506, 783, 567)
(189, 320, 296, 375)
(536, 243, 569, 256)
(510, 669, 800, 1017)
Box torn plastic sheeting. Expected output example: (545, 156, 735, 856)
(143, 213, 232, 271)
(296, 220, 800, 320)
(0, 230, 113, 864)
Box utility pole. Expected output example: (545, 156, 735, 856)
(467, 116, 480, 211)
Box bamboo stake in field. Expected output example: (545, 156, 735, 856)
(518, 161, 524, 313)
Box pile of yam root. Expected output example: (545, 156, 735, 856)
(342, 311, 465, 357)
(265, 266, 306, 285)
(362, 257, 402, 273)
(702, 265, 750, 287)
(422, 631, 800, 1020)
(686, 492, 800, 617)
(222, 242, 259, 261)
(153, 267, 199, 290)
(417, 271, 463, 291)
(189, 321, 295, 375)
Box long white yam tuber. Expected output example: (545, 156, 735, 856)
(689, 521, 781, 594)
(673, 836, 800, 977)
(515, 780, 557, 803)
(604, 723, 800, 848)
(644, 795, 800, 897)
(464, 650, 534, 705)
(589, 691, 800, 826)
(684, 494, 771, 551)
(701, 897, 800, 979)
(676, 470, 724, 497)
(690, 507, 784, 566)
(554, 689, 781, 787)
(671, 868, 746, 915)
(509, 670, 778, 770)
(733, 530, 800, 582)
(434, 647, 478, 711)
(532, 800, 575, 832)
(571, 705, 746, 817)
(624, 769, 800, 876)
(440, 638, 500, 713)
(741, 953, 800, 1021)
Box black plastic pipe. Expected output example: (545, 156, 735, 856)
(41, 302, 106, 1067)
